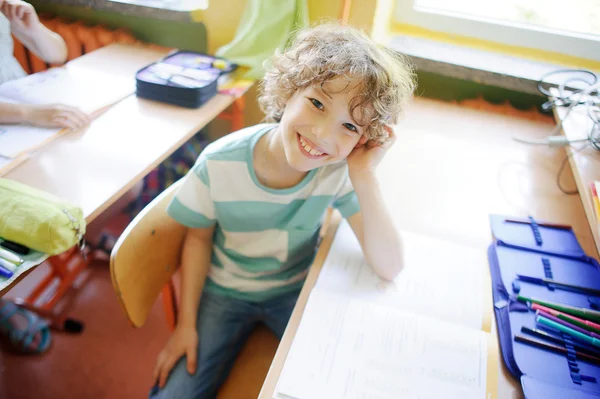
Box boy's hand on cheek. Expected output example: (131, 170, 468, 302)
(347, 125, 395, 184)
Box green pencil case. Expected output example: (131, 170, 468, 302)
(0, 178, 86, 255)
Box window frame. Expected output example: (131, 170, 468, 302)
(393, 0, 600, 62)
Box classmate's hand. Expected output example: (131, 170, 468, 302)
(0, 0, 40, 33)
(153, 325, 198, 389)
(23, 104, 91, 129)
(347, 125, 396, 183)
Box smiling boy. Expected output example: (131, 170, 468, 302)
(150, 23, 416, 398)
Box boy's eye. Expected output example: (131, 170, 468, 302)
(343, 123, 358, 133)
(309, 98, 324, 110)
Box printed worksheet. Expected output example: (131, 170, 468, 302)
(316, 220, 487, 331)
(274, 289, 489, 399)
(0, 67, 134, 113)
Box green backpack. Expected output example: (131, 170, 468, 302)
(0, 178, 86, 256)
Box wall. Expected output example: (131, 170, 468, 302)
(28, 0, 208, 52)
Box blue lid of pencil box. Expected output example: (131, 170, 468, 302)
(135, 51, 237, 108)
(488, 214, 600, 399)
(489, 214, 586, 259)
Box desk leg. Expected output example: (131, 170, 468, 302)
(16, 248, 91, 332)
(217, 96, 246, 132)
(162, 280, 178, 332)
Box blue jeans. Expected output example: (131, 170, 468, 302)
(149, 289, 300, 399)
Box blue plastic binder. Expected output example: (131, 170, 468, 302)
(488, 214, 600, 398)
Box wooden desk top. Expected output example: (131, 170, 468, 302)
(260, 98, 598, 399)
(556, 104, 600, 257)
(5, 44, 245, 224)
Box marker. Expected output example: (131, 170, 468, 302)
(517, 274, 600, 296)
(518, 295, 600, 323)
(515, 334, 600, 365)
(0, 264, 13, 279)
(521, 326, 600, 357)
(537, 315, 600, 348)
(0, 247, 22, 264)
(537, 310, 600, 340)
(532, 303, 600, 332)
(0, 240, 30, 255)
(0, 257, 16, 272)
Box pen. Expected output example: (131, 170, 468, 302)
(516, 274, 600, 296)
(518, 295, 600, 323)
(0, 247, 23, 264)
(537, 315, 600, 348)
(536, 310, 600, 340)
(531, 303, 600, 332)
(521, 326, 600, 357)
(504, 218, 572, 230)
(515, 334, 600, 365)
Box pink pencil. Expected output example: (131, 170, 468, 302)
(532, 303, 600, 330)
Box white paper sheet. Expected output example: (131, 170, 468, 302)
(316, 220, 486, 330)
(274, 289, 488, 399)
(0, 122, 61, 158)
(0, 67, 135, 113)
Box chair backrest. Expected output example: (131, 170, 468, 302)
(110, 180, 186, 328)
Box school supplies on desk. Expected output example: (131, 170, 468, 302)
(521, 326, 600, 357)
(518, 295, 600, 323)
(516, 275, 600, 296)
(531, 304, 600, 333)
(488, 214, 600, 399)
(136, 51, 237, 108)
(515, 334, 600, 366)
(274, 220, 496, 399)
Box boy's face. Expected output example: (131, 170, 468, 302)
(278, 78, 369, 172)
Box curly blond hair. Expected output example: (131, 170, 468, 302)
(259, 22, 416, 142)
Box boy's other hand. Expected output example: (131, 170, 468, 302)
(23, 104, 91, 129)
(153, 325, 199, 389)
(347, 125, 396, 183)
(0, 0, 40, 33)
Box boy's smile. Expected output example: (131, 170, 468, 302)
(296, 132, 328, 159)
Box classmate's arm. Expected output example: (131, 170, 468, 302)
(0, 102, 90, 128)
(0, 102, 26, 124)
(347, 179, 403, 281)
(153, 224, 215, 387)
(1, 0, 67, 64)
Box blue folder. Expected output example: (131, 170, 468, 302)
(488, 214, 600, 398)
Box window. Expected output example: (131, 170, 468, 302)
(108, 0, 208, 12)
(393, 0, 600, 61)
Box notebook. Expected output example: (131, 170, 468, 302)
(274, 220, 498, 399)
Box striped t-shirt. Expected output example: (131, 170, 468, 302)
(167, 124, 360, 301)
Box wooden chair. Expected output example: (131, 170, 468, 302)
(110, 181, 279, 398)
